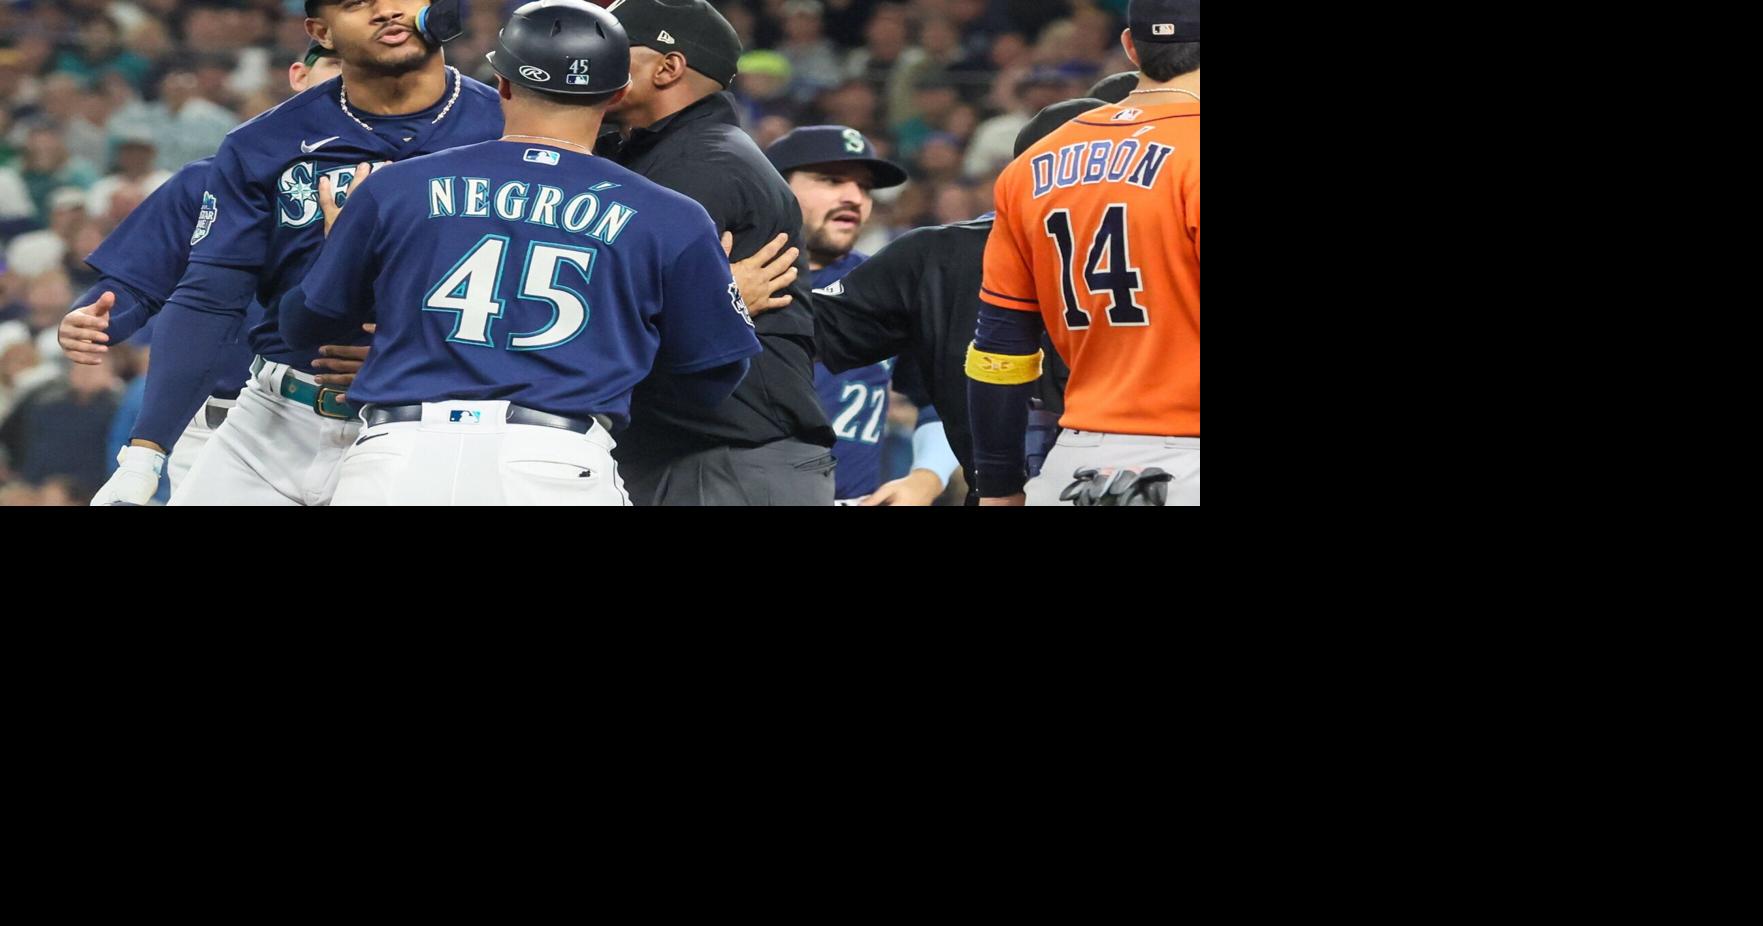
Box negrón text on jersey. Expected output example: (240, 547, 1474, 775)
(425, 177, 637, 245)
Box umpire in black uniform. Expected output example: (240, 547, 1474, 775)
(597, 0, 835, 505)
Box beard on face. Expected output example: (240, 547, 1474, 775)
(806, 213, 861, 261)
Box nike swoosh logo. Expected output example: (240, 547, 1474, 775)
(301, 136, 342, 154)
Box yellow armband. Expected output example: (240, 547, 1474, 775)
(965, 342, 1045, 385)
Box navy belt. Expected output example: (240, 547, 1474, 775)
(251, 356, 352, 420)
(363, 403, 611, 435)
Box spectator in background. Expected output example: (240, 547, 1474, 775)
(31, 74, 110, 164)
(777, 0, 843, 103)
(813, 78, 884, 140)
(0, 155, 34, 230)
(0, 101, 17, 170)
(932, 181, 980, 226)
(0, 47, 39, 122)
(891, 15, 973, 114)
(85, 127, 170, 228)
(733, 50, 802, 128)
(844, 3, 911, 105)
(892, 75, 958, 160)
(51, 11, 152, 92)
(4, 188, 88, 279)
(963, 68, 1073, 179)
(107, 67, 238, 172)
(16, 125, 99, 220)
(0, 351, 121, 498)
(913, 132, 964, 185)
(753, 114, 797, 151)
(0, 321, 52, 427)
(21, 269, 75, 344)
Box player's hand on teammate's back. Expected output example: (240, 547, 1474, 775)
(311, 323, 376, 393)
(723, 231, 798, 316)
(318, 162, 377, 237)
(58, 291, 114, 365)
(861, 468, 944, 506)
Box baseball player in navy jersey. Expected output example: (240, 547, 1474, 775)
(60, 45, 349, 501)
(279, 0, 761, 505)
(84, 0, 504, 506)
(763, 125, 961, 505)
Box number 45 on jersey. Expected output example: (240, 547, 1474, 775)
(424, 235, 596, 351)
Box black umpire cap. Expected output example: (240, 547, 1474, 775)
(1088, 71, 1139, 104)
(766, 125, 908, 189)
(1014, 98, 1106, 158)
(1129, 0, 1200, 44)
(607, 0, 742, 89)
(489, 0, 632, 97)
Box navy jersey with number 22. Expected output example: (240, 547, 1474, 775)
(295, 141, 762, 427)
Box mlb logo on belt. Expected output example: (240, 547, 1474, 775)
(450, 410, 482, 424)
(524, 148, 560, 165)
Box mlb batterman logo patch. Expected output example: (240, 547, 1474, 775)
(191, 192, 218, 245)
(729, 282, 754, 328)
(524, 148, 561, 166)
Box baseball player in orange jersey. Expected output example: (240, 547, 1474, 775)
(968, 0, 1199, 506)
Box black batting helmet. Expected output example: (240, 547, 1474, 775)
(488, 0, 632, 97)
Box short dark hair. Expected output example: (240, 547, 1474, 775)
(1137, 42, 1199, 82)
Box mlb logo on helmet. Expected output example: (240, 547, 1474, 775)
(1152, 23, 1175, 36)
(567, 58, 592, 86)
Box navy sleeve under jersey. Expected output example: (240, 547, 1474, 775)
(809, 250, 897, 500)
(84, 159, 207, 334)
(294, 141, 761, 427)
(182, 72, 503, 373)
(82, 156, 259, 399)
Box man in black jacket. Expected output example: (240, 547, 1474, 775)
(597, 0, 835, 505)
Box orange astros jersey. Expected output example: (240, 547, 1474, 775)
(981, 99, 1199, 437)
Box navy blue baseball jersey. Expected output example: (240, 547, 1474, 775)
(83, 157, 259, 399)
(187, 71, 503, 371)
(291, 140, 763, 427)
(810, 251, 896, 499)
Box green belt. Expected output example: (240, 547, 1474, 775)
(251, 356, 355, 420)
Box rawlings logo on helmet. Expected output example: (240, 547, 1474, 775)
(520, 65, 551, 82)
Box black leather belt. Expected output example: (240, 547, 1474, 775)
(362, 403, 610, 435)
(204, 403, 230, 430)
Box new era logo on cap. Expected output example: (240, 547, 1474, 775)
(657, 30, 676, 44)
(1152, 23, 1175, 35)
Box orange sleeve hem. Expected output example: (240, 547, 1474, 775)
(979, 287, 1040, 311)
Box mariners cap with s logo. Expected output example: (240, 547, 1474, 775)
(764, 125, 909, 189)
(607, 0, 742, 88)
(1129, 0, 1200, 44)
